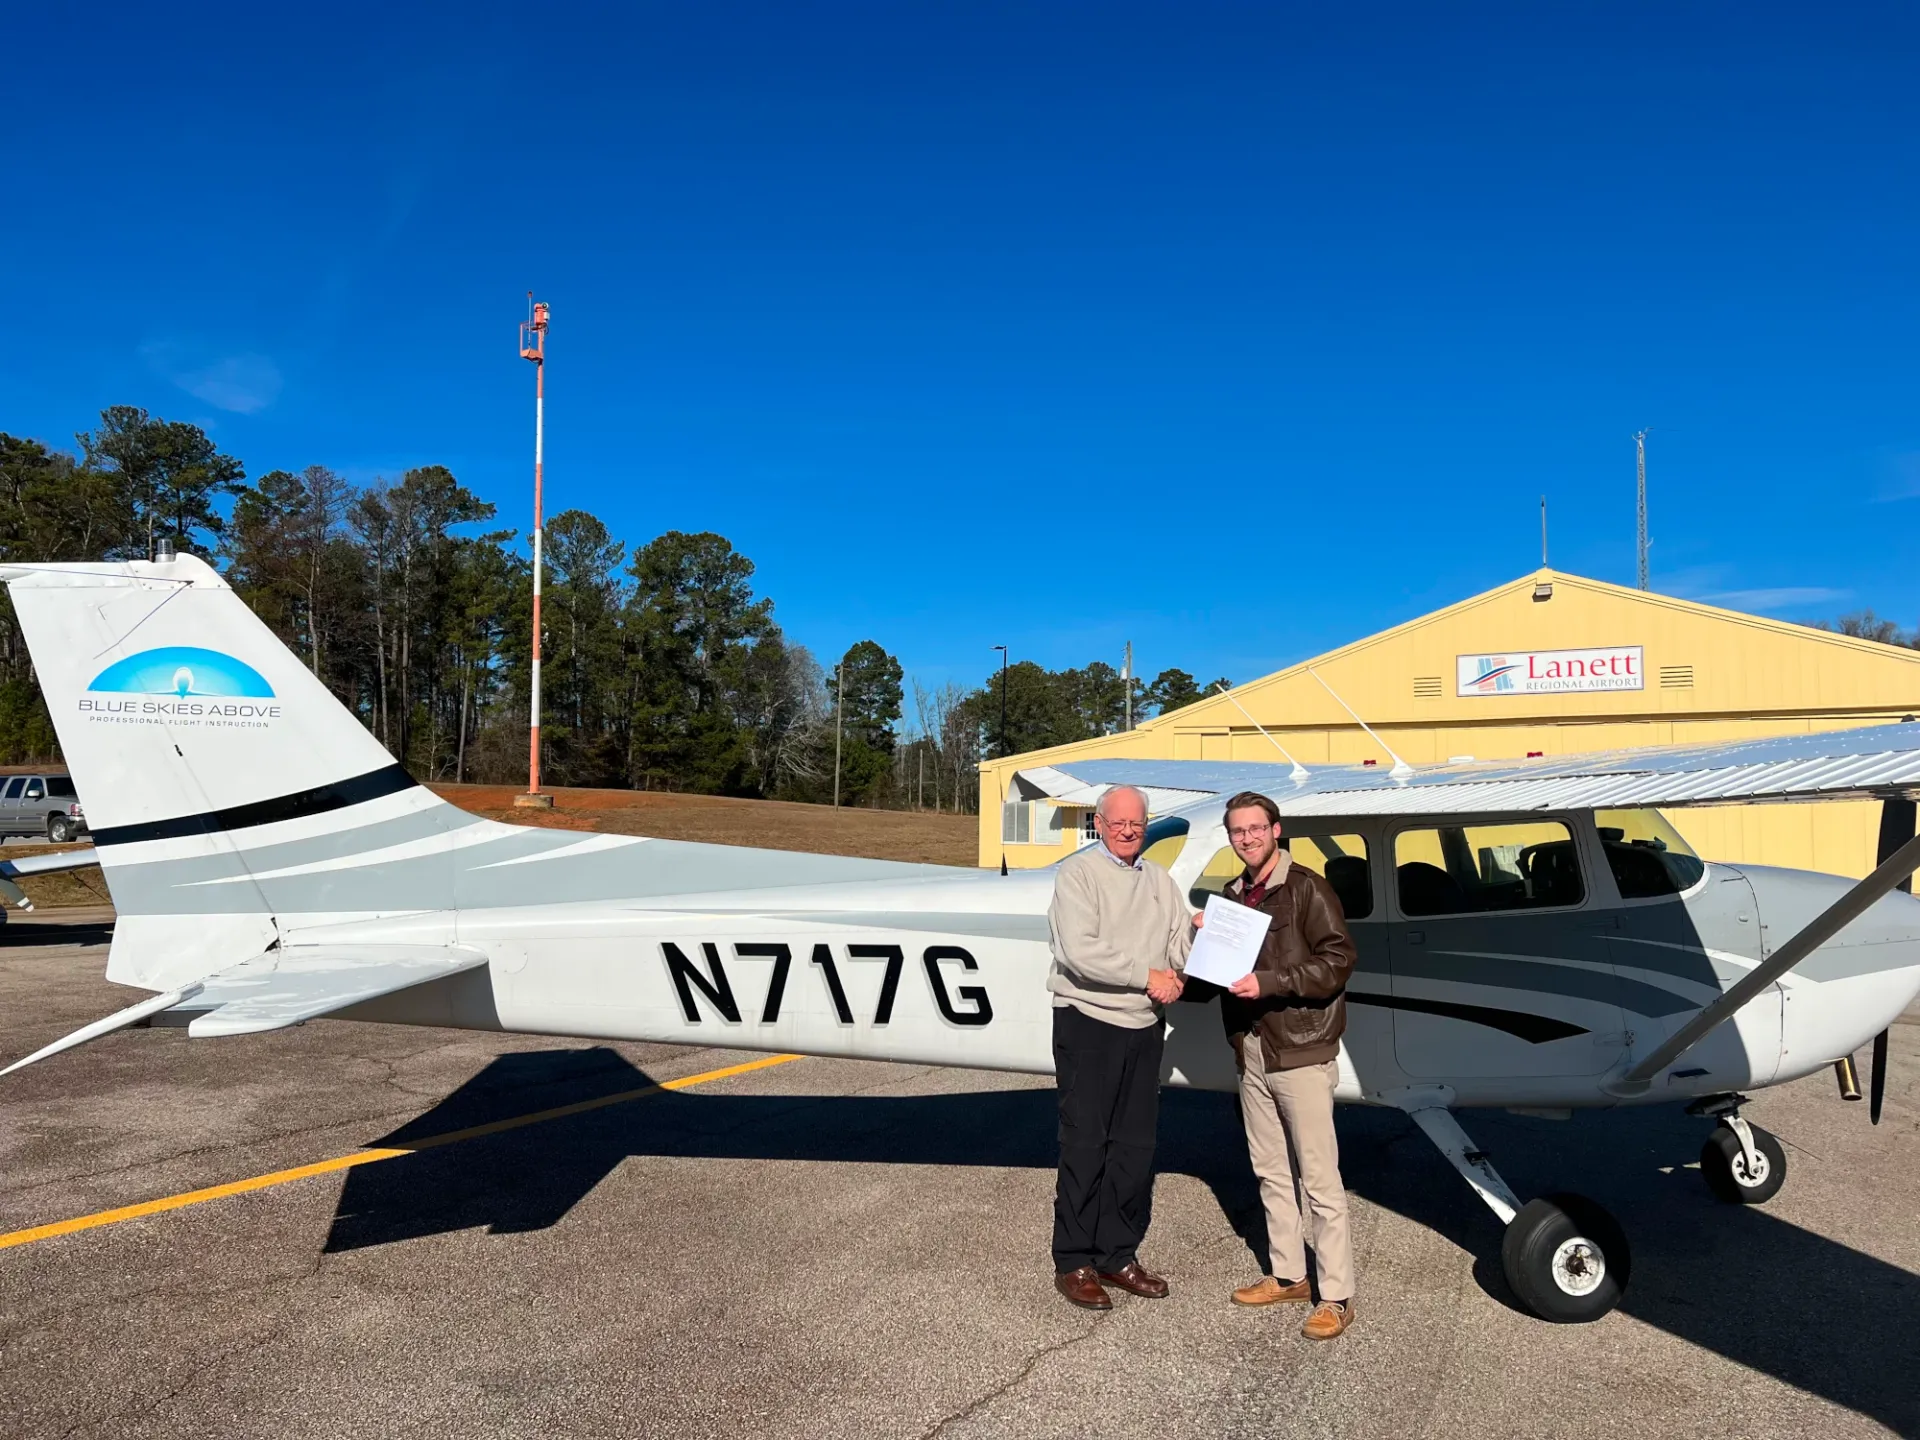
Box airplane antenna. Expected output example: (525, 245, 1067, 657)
(1211, 683, 1310, 782)
(1635, 430, 1650, 590)
(1307, 668, 1414, 780)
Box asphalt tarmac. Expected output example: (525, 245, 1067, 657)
(2, 910, 1916, 1440)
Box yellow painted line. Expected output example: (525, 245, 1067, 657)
(0, 1051, 803, 1253)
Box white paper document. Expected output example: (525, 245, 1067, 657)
(1182, 894, 1273, 987)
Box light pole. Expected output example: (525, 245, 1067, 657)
(832, 660, 845, 809)
(516, 295, 553, 809)
(993, 645, 1008, 758)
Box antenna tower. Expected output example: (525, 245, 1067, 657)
(517, 295, 553, 808)
(1635, 430, 1650, 590)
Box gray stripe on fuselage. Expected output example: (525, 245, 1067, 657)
(1396, 947, 1696, 1018)
(728, 911, 1054, 943)
(101, 803, 948, 916)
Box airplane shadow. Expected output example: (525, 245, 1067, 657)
(0, 917, 116, 948)
(329, 1048, 1918, 1435)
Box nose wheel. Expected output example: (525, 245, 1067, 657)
(1699, 1116, 1786, 1204)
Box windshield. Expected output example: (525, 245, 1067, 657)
(1594, 808, 1706, 898)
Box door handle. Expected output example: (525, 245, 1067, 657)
(1404, 931, 1424, 944)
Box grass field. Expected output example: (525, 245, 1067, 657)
(0, 788, 980, 911)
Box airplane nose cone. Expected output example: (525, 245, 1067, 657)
(1741, 864, 1920, 1080)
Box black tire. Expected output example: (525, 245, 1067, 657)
(1700, 1124, 1786, 1204)
(47, 815, 74, 844)
(1500, 1193, 1630, 1323)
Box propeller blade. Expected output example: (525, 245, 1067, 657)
(1870, 1028, 1889, 1126)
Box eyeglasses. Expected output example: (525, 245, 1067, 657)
(1100, 819, 1146, 833)
(1228, 823, 1273, 840)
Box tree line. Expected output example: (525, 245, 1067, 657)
(0, 408, 1222, 808)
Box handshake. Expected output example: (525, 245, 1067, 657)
(1146, 967, 1185, 1005)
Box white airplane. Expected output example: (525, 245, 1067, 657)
(5, 554, 1919, 1323)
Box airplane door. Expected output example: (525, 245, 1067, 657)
(1386, 819, 1631, 1080)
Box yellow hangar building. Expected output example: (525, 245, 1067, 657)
(980, 569, 1920, 878)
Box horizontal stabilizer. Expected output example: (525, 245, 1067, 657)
(0, 985, 199, 1076)
(0, 847, 100, 878)
(0, 944, 488, 1076)
(180, 945, 490, 1037)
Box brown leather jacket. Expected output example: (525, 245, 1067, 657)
(1217, 854, 1357, 1072)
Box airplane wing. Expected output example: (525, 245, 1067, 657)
(0, 845, 101, 910)
(1014, 718, 1920, 818)
(1017, 721, 1920, 1088)
(0, 944, 488, 1075)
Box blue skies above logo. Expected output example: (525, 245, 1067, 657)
(88, 647, 275, 698)
(79, 647, 282, 730)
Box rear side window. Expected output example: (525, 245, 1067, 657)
(1395, 821, 1584, 916)
(46, 777, 75, 798)
(1289, 834, 1373, 920)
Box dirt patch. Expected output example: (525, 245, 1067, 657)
(432, 785, 980, 866)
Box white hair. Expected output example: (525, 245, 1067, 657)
(1095, 785, 1148, 820)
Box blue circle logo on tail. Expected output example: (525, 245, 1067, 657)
(87, 647, 276, 698)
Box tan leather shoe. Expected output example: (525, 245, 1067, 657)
(1055, 1267, 1113, 1311)
(1097, 1261, 1169, 1299)
(1232, 1275, 1313, 1307)
(1302, 1300, 1354, 1340)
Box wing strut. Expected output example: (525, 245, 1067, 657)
(1621, 830, 1920, 1087)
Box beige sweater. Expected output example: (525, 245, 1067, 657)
(1046, 844, 1192, 1029)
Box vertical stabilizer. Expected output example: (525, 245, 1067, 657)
(3, 556, 466, 988)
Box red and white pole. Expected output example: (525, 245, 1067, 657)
(518, 297, 552, 807)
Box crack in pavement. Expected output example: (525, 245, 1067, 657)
(918, 1316, 1104, 1439)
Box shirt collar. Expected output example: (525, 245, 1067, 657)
(1099, 843, 1144, 870)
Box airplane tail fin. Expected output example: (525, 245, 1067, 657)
(2, 555, 469, 988)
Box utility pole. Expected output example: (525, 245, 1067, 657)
(832, 660, 844, 809)
(1123, 641, 1133, 732)
(997, 648, 1010, 754)
(516, 295, 553, 809)
(1635, 430, 1650, 591)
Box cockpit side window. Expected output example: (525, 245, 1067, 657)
(1395, 820, 1584, 916)
(1594, 808, 1706, 898)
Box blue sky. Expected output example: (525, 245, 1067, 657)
(5, 3, 1917, 697)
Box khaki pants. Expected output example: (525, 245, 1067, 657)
(1237, 1034, 1354, 1302)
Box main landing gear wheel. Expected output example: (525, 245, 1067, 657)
(1700, 1123, 1786, 1204)
(1500, 1193, 1631, 1323)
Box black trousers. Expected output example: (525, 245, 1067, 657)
(1051, 1004, 1165, 1273)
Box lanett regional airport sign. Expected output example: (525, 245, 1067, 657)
(1457, 646, 1644, 697)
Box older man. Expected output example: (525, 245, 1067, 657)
(1044, 784, 1190, 1310)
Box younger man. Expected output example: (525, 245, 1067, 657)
(1210, 790, 1358, 1339)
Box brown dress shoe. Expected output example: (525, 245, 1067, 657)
(1097, 1261, 1170, 1299)
(1232, 1275, 1313, 1307)
(1055, 1267, 1112, 1311)
(1302, 1299, 1354, 1340)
